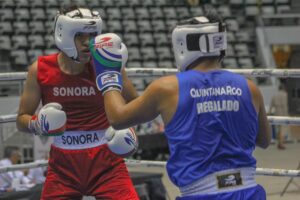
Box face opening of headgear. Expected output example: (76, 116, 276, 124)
(172, 13, 227, 72)
(54, 7, 103, 62)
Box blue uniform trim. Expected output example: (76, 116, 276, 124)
(176, 185, 266, 200)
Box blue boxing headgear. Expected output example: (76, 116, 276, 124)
(172, 16, 227, 71)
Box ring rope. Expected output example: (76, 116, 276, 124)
(0, 159, 299, 177)
(1, 68, 300, 81)
(1, 114, 300, 125)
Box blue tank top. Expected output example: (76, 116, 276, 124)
(164, 70, 258, 187)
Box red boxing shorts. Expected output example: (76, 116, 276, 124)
(41, 144, 139, 200)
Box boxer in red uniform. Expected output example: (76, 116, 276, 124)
(16, 5, 139, 200)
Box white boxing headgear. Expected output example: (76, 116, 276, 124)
(54, 8, 102, 60)
(172, 16, 227, 71)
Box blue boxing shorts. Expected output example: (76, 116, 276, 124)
(176, 184, 266, 200)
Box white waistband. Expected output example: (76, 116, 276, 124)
(180, 167, 257, 196)
(53, 130, 107, 150)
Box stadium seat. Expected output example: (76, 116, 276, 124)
(46, 8, 58, 21)
(222, 58, 238, 68)
(143, 0, 155, 6)
(1, 0, 15, 8)
(121, 7, 136, 20)
(226, 32, 235, 42)
(128, 47, 142, 62)
(13, 22, 29, 34)
(27, 49, 43, 63)
(261, 0, 273, 3)
(153, 0, 169, 6)
(107, 20, 122, 33)
(56, 0, 72, 7)
(123, 20, 138, 33)
(190, 7, 204, 17)
(101, 21, 108, 33)
(45, 21, 54, 34)
(158, 60, 174, 68)
(277, 5, 291, 13)
(94, 8, 107, 20)
(29, 0, 44, 8)
(44, 35, 56, 49)
(143, 61, 158, 68)
(140, 47, 157, 61)
(163, 7, 177, 19)
(127, 0, 142, 7)
(217, 6, 231, 18)
(127, 61, 143, 68)
(87, 0, 101, 7)
(156, 47, 172, 61)
(12, 35, 29, 49)
(106, 7, 121, 20)
(235, 44, 250, 56)
(226, 44, 235, 57)
(29, 21, 46, 34)
(229, 0, 243, 4)
(238, 57, 254, 68)
(0, 22, 13, 35)
(225, 19, 239, 31)
(135, 7, 150, 20)
(149, 7, 164, 19)
(30, 8, 47, 21)
(100, 0, 114, 7)
(165, 19, 178, 33)
(245, 6, 259, 16)
(176, 7, 190, 20)
(15, 0, 30, 8)
(0, 8, 14, 21)
(235, 31, 251, 42)
(44, 0, 59, 8)
(44, 49, 59, 55)
(28, 35, 45, 49)
(72, 0, 87, 7)
(137, 20, 153, 33)
(10, 50, 28, 66)
(151, 20, 167, 32)
(245, 0, 257, 4)
(139, 33, 154, 46)
(15, 8, 30, 21)
(262, 6, 275, 15)
(0, 36, 11, 50)
(123, 33, 139, 46)
(153, 32, 169, 46)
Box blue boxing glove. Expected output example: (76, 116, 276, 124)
(89, 33, 128, 95)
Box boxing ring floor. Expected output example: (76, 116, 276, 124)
(129, 142, 300, 200)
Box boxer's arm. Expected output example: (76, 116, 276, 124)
(16, 61, 41, 132)
(121, 68, 138, 102)
(247, 80, 271, 149)
(104, 76, 177, 130)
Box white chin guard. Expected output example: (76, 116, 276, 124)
(54, 8, 103, 60)
(172, 16, 227, 72)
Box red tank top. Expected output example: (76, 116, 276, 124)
(37, 53, 109, 131)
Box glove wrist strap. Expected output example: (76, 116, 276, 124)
(28, 115, 41, 135)
(96, 71, 123, 95)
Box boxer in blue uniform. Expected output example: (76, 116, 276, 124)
(89, 12, 271, 200)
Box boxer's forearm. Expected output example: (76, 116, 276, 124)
(104, 91, 130, 129)
(104, 88, 160, 130)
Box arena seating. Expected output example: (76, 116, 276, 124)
(0, 0, 292, 75)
